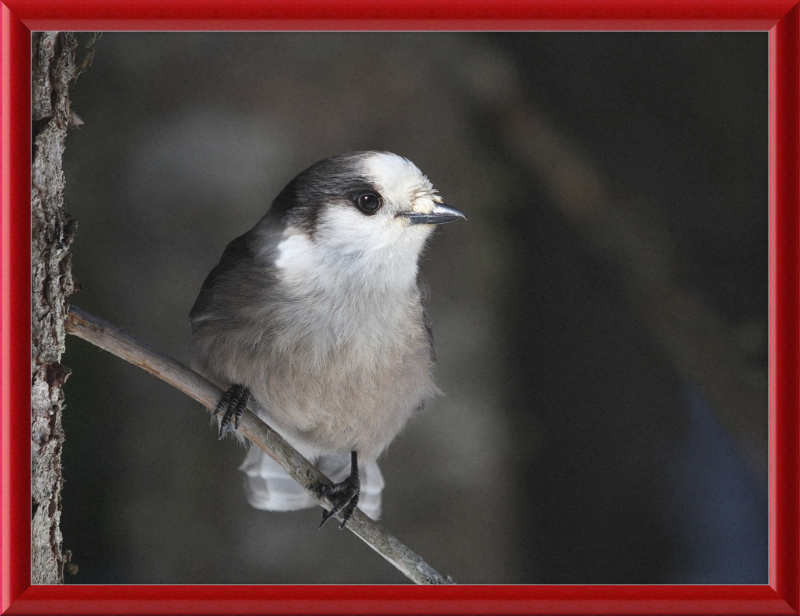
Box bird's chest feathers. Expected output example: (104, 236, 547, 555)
(269, 232, 423, 361)
(250, 233, 431, 456)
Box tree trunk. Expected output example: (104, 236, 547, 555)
(31, 31, 79, 585)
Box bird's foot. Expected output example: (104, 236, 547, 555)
(319, 452, 360, 530)
(213, 384, 250, 439)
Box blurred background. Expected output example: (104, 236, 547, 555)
(59, 32, 767, 584)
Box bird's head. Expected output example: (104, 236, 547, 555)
(265, 151, 465, 287)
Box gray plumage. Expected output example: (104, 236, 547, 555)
(189, 151, 463, 520)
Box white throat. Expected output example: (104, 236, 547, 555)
(274, 218, 430, 297)
(268, 223, 427, 353)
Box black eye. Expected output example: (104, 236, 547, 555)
(356, 193, 382, 213)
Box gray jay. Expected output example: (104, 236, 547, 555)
(189, 151, 465, 528)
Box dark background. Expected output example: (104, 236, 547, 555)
(59, 32, 767, 584)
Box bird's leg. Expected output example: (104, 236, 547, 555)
(319, 451, 361, 530)
(213, 384, 250, 439)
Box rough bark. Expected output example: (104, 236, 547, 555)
(31, 31, 80, 585)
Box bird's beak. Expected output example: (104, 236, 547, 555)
(402, 203, 467, 226)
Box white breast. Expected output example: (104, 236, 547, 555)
(242, 228, 437, 461)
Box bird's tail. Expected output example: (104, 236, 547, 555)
(239, 446, 384, 519)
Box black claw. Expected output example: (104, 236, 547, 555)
(215, 384, 250, 439)
(319, 508, 337, 529)
(338, 493, 360, 530)
(213, 390, 232, 417)
(319, 451, 360, 530)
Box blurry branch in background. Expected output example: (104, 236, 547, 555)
(64, 305, 455, 585)
(457, 44, 768, 484)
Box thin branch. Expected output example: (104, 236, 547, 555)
(64, 304, 454, 585)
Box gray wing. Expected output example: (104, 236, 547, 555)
(190, 211, 287, 335)
(417, 273, 436, 362)
(189, 233, 258, 333)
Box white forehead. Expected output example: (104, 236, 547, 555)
(361, 152, 437, 204)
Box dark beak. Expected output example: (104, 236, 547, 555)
(403, 203, 467, 226)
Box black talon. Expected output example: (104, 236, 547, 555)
(213, 389, 232, 417)
(319, 451, 361, 530)
(214, 384, 250, 439)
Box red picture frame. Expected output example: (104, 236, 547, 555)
(1, 1, 798, 614)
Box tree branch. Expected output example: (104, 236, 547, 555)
(64, 304, 454, 585)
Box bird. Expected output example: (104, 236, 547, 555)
(188, 151, 465, 529)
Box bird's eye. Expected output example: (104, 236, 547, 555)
(356, 193, 382, 213)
